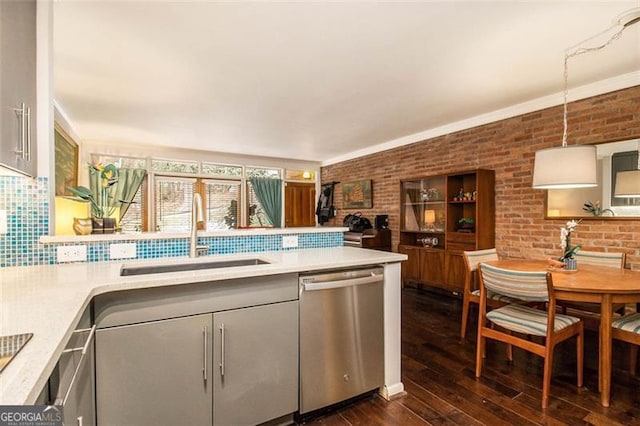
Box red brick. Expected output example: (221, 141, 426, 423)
(321, 86, 640, 270)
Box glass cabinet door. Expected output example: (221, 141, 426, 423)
(401, 177, 445, 232)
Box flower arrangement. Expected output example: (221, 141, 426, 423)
(559, 219, 582, 261)
(67, 163, 119, 218)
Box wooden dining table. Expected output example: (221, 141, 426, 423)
(485, 259, 640, 408)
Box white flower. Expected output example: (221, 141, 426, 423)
(559, 219, 581, 260)
(566, 220, 580, 231)
(560, 227, 569, 250)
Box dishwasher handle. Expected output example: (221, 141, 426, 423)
(302, 273, 383, 292)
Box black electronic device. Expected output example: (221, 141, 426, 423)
(374, 215, 389, 229)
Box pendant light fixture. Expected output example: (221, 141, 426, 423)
(532, 8, 640, 189)
(613, 141, 640, 198)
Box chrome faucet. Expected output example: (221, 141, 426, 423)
(190, 193, 209, 257)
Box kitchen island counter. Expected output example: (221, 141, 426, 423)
(0, 247, 406, 405)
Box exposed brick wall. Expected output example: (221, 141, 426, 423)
(321, 86, 640, 270)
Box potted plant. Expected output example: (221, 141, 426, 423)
(583, 200, 614, 217)
(457, 217, 475, 232)
(67, 163, 120, 234)
(559, 219, 582, 261)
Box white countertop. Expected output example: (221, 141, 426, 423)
(0, 247, 406, 405)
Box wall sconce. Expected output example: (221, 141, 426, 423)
(533, 8, 640, 189)
(614, 142, 640, 198)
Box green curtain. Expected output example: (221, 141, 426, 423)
(90, 168, 146, 220)
(114, 169, 146, 221)
(249, 177, 282, 228)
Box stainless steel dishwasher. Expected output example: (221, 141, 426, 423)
(299, 266, 384, 415)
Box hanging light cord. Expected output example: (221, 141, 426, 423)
(561, 24, 629, 147)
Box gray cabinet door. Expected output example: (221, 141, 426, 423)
(95, 314, 213, 426)
(213, 301, 298, 426)
(61, 332, 95, 426)
(0, 0, 36, 176)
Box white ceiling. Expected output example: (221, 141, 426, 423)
(53, 1, 640, 165)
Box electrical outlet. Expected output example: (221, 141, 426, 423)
(110, 243, 137, 260)
(57, 245, 87, 263)
(282, 235, 299, 248)
(0, 209, 7, 235)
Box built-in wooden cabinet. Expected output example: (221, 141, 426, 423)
(399, 169, 495, 294)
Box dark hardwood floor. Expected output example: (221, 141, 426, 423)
(301, 287, 640, 426)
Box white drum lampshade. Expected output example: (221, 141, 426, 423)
(614, 170, 640, 198)
(532, 145, 597, 189)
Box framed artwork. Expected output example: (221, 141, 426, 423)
(343, 180, 372, 209)
(54, 124, 79, 196)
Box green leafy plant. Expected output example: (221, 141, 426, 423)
(67, 163, 119, 218)
(457, 217, 475, 231)
(583, 200, 614, 217)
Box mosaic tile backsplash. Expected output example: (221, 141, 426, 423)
(0, 176, 344, 268)
(0, 176, 51, 267)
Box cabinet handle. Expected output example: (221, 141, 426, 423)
(219, 323, 225, 377)
(25, 106, 31, 161)
(77, 416, 83, 426)
(202, 326, 208, 384)
(60, 326, 95, 355)
(12, 104, 26, 158)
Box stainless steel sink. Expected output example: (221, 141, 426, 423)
(120, 258, 270, 276)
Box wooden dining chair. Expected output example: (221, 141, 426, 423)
(612, 313, 640, 376)
(574, 251, 626, 268)
(475, 263, 584, 409)
(560, 251, 627, 317)
(461, 249, 522, 340)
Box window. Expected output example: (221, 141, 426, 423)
(247, 167, 280, 179)
(152, 159, 198, 174)
(89, 155, 292, 232)
(203, 180, 241, 230)
(202, 163, 243, 177)
(285, 169, 315, 181)
(155, 177, 196, 232)
(90, 154, 147, 169)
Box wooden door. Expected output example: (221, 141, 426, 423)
(284, 182, 316, 227)
(444, 251, 466, 294)
(421, 249, 445, 286)
(398, 245, 421, 286)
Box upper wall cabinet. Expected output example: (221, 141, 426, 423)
(0, 0, 37, 176)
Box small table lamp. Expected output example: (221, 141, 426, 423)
(424, 210, 436, 231)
